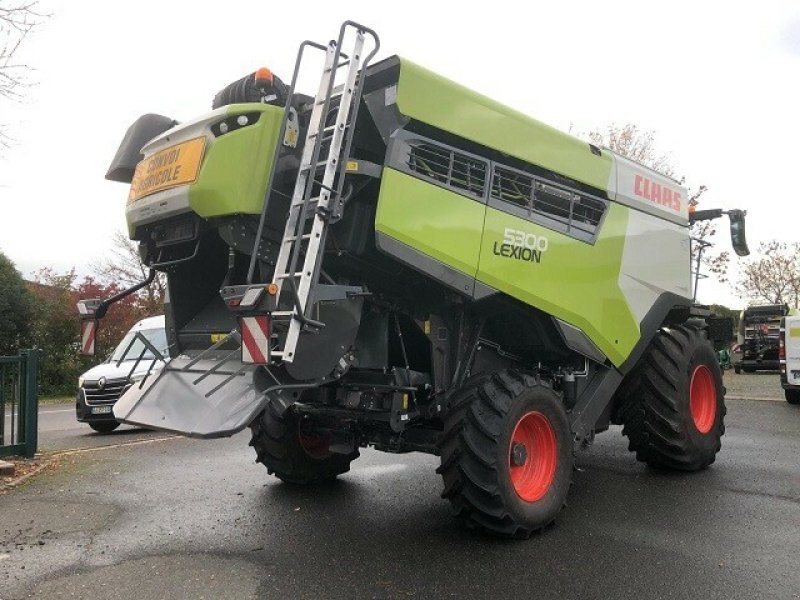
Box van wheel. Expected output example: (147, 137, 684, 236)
(89, 421, 120, 434)
(786, 390, 800, 405)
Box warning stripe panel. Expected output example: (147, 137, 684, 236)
(80, 320, 97, 356)
(240, 316, 270, 365)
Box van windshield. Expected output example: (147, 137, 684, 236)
(110, 327, 169, 362)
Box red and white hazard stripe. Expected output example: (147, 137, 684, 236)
(80, 320, 97, 356)
(240, 316, 270, 365)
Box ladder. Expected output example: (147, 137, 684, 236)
(253, 22, 379, 363)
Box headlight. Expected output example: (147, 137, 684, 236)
(78, 376, 85, 388)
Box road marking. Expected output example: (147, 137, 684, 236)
(54, 435, 180, 456)
(3, 408, 74, 416)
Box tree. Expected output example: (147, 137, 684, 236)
(0, 250, 33, 354)
(29, 269, 141, 395)
(92, 231, 166, 316)
(1, 2, 46, 150)
(586, 123, 729, 283)
(736, 241, 800, 308)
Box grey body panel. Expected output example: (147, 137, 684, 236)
(113, 357, 268, 438)
(554, 318, 607, 364)
(106, 114, 176, 183)
(568, 366, 624, 438)
(375, 231, 475, 296)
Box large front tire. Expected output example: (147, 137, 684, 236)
(437, 371, 573, 538)
(249, 400, 358, 485)
(616, 325, 726, 471)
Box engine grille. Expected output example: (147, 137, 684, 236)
(82, 378, 130, 405)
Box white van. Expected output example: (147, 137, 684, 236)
(76, 315, 168, 433)
(781, 315, 800, 405)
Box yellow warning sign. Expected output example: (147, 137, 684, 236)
(129, 137, 206, 203)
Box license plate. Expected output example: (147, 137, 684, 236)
(91, 405, 113, 414)
(128, 137, 206, 203)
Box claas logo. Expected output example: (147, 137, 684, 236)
(634, 175, 681, 212)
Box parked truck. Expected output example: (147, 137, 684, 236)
(77, 22, 751, 537)
(780, 315, 800, 405)
(734, 304, 794, 373)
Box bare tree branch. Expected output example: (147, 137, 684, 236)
(0, 1, 46, 150)
(91, 231, 167, 315)
(737, 241, 800, 308)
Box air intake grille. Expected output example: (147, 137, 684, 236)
(491, 166, 607, 237)
(82, 378, 130, 405)
(407, 141, 487, 199)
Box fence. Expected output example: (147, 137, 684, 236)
(0, 350, 39, 458)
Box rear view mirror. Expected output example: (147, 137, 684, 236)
(727, 209, 749, 257)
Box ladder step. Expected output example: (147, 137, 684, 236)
(270, 311, 294, 317)
(300, 161, 331, 172)
(274, 273, 301, 280)
(309, 124, 347, 139)
(291, 196, 321, 209)
(282, 233, 313, 243)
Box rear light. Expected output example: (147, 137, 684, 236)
(779, 328, 786, 361)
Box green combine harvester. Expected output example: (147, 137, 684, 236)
(78, 21, 751, 537)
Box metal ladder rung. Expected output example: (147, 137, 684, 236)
(270, 311, 294, 317)
(274, 273, 301, 280)
(309, 123, 348, 139)
(291, 195, 321, 208)
(282, 233, 314, 243)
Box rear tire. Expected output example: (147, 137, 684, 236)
(249, 400, 358, 485)
(733, 364, 741, 374)
(437, 370, 573, 538)
(89, 421, 120, 434)
(616, 325, 726, 471)
(786, 390, 800, 405)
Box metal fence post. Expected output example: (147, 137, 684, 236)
(21, 349, 39, 458)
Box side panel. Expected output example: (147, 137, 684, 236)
(189, 104, 283, 218)
(394, 59, 613, 192)
(476, 203, 638, 366)
(612, 153, 689, 226)
(375, 168, 486, 281)
(617, 209, 692, 324)
(784, 316, 800, 387)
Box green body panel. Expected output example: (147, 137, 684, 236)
(188, 104, 283, 218)
(395, 59, 614, 193)
(376, 167, 640, 366)
(477, 204, 638, 366)
(375, 168, 486, 277)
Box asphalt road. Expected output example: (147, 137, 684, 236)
(3, 402, 174, 453)
(1, 397, 799, 599)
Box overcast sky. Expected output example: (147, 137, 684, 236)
(1, 0, 798, 308)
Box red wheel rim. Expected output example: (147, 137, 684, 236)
(509, 411, 558, 502)
(299, 430, 331, 459)
(690, 365, 717, 434)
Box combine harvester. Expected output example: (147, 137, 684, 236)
(78, 21, 751, 537)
